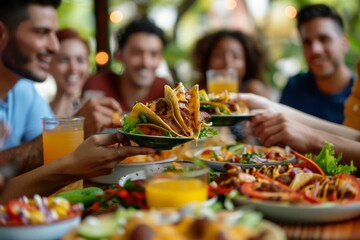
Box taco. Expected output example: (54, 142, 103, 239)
(125, 98, 186, 137)
(199, 89, 249, 115)
(164, 83, 210, 138)
(289, 173, 325, 191)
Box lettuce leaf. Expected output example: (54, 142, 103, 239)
(313, 142, 357, 175)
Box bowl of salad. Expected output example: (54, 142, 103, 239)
(0, 194, 83, 240)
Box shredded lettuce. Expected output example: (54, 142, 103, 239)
(198, 127, 218, 139)
(311, 142, 357, 175)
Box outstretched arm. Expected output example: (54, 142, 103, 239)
(251, 113, 360, 168)
(0, 133, 155, 203)
(233, 93, 360, 141)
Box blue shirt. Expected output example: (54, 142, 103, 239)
(280, 72, 355, 124)
(0, 79, 53, 150)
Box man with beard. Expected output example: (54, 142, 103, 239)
(280, 4, 355, 124)
(83, 17, 171, 112)
(0, 1, 155, 199)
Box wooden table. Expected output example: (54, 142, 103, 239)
(84, 179, 360, 240)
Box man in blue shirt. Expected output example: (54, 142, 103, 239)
(280, 4, 355, 124)
(0, 79, 52, 150)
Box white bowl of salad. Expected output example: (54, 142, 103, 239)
(0, 194, 83, 240)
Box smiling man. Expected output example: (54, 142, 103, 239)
(0, 1, 59, 151)
(280, 4, 354, 124)
(83, 17, 171, 112)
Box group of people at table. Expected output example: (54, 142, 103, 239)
(0, 0, 359, 205)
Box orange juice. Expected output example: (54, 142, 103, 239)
(145, 178, 208, 209)
(207, 80, 239, 94)
(43, 130, 83, 164)
(42, 117, 84, 192)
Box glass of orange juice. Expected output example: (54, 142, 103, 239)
(42, 117, 84, 192)
(145, 164, 209, 209)
(206, 68, 239, 94)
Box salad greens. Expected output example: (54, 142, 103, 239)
(306, 142, 357, 175)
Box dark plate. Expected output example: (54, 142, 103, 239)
(210, 109, 267, 126)
(118, 129, 193, 150)
(210, 114, 256, 126)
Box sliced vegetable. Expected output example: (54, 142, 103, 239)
(291, 150, 326, 176)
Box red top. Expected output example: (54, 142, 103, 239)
(83, 70, 169, 112)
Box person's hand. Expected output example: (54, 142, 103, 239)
(230, 93, 274, 110)
(64, 133, 155, 179)
(74, 97, 122, 138)
(250, 112, 315, 152)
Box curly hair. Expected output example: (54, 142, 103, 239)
(116, 16, 167, 50)
(192, 29, 268, 90)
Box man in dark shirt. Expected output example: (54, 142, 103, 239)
(280, 4, 355, 124)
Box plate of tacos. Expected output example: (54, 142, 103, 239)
(194, 144, 296, 171)
(199, 89, 257, 126)
(213, 163, 360, 223)
(120, 84, 215, 150)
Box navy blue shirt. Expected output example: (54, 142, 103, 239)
(280, 72, 355, 124)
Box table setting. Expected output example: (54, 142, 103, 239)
(1, 84, 359, 240)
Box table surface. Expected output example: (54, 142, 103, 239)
(84, 179, 360, 240)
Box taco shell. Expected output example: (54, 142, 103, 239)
(289, 173, 325, 191)
(130, 102, 182, 137)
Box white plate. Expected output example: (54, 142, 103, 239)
(234, 197, 360, 223)
(118, 161, 194, 186)
(0, 215, 81, 240)
(194, 146, 296, 172)
(90, 156, 177, 184)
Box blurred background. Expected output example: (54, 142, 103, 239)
(36, 0, 360, 101)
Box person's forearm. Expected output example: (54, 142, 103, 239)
(306, 128, 360, 169)
(273, 103, 360, 141)
(0, 156, 80, 203)
(0, 136, 44, 175)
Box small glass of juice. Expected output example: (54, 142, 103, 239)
(145, 164, 209, 209)
(206, 68, 239, 94)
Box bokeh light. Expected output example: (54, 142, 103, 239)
(109, 10, 123, 23)
(225, 0, 237, 10)
(285, 5, 297, 19)
(96, 51, 109, 65)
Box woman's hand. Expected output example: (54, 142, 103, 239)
(63, 133, 155, 179)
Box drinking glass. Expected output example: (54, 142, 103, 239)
(145, 164, 209, 209)
(206, 68, 239, 94)
(42, 117, 84, 192)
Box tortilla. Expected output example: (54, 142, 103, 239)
(289, 173, 325, 191)
(130, 101, 183, 137)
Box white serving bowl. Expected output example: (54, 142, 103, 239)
(90, 156, 177, 184)
(0, 213, 81, 240)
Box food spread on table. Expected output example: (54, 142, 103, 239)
(0, 195, 83, 225)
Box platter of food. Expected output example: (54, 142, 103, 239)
(119, 84, 216, 149)
(63, 205, 286, 240)
(234, 197, 360, 223)
(212, 162, 360, 223)
(194, 143, 296, 171)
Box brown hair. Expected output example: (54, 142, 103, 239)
(56, 28, 90, 54)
